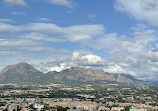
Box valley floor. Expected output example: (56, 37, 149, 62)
(0, 83, 158, 111)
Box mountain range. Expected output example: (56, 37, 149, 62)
(0, 62, 145, 85)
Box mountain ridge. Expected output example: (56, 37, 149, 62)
(0, 62, 145, 85)
(47, 67, 138, 84)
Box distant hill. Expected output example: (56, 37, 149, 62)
(47, 67, 139, 85)
(0, 62, 144, 85)
(0, 62, 47, 84)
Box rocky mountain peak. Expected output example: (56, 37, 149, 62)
(0, 62, 141, 85)
(0, 62, 38, 74)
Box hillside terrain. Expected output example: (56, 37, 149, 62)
(0, 62, 144, 85)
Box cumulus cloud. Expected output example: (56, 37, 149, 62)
(81, 54, 102, 64)
(41, 51, 135, 75)
(0, 21, 105, 72)
(40, 25, 158, 80)
(104, 65, 125, 74)
(1, 20, 158, 80)
(48, 0, 73, 8)
(92, 27, 158, 79)
(115, 0, 158, 26)
(42, 52, 105, 72)
(72, 52, 80, 60)
(48, 63, 66, 72)
(72, 52, 105, 67)
(4, 0, 27, 6)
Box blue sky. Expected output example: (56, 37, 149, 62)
(1, 0, 158, 80)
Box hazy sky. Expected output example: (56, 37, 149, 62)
(1, 0, 158, 80)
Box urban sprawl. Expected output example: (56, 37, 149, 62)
(0, 84, 158, 111)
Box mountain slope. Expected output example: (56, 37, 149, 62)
(0, 62, 142, 85)
(0, 62, 46, 84)
(47, 67, 138, 84)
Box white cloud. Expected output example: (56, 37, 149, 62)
(40, 27, 158, 80)
(1, 20, 158, 80)
(38, 17, 52, 22)
(115, 0, 158, 26)
(48, 0, 73, 8)
(88, 14, 97, 21)
(11, 12, 26, 15)
(23, 23, 104, 42)
(91, 27, 158, 79)
(4, 0, 27, 6)
(0, 22, 104, 43)
(21, 32, 65, 42)
(63, 24, 104, 42)
(48, 63, 66, 72)
(0, 39, 38, 47)
(43, 52, 105, 72)
(104, 65, 125, 74)
(81, 54, 102, 64)
(0, 19, 14, 23)
(71, 52, 105, 67)
(130, 24, 148, 31)
(25, 23, 62, 34)
(149, 52, 158, 62)
(151, 67, 158, 72)
(0, 22, 20, 36)
(72, 52, 80, 60)
(38, 18, 52, 22)
(0, 22, 104, 71)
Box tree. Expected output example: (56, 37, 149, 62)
(125, 106, 130, 111)
(57, 106, 68, 111)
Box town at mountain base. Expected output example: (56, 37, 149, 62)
(0, 62, 148, 85)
